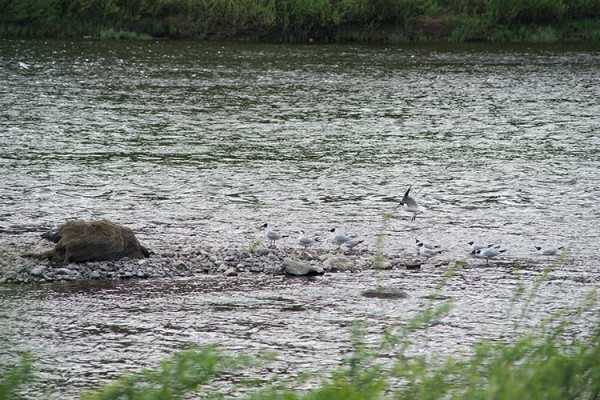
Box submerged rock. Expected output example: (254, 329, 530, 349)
(361, 287, 409, 299)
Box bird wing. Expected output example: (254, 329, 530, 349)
(401, 186, 423, 208)
(401, 186, 412, 204)
(299, 236, 312, 245)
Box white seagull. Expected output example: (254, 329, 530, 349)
(535, 246, 563, 256)
(473, 247, 506, 264)
(330, 228, 352, 248)
(399, 186, 423, 221)
(344, 238, 364, 251)
(468, 241, 498, 253)
(415, 239, 439, 255)
(417, 242, 443, 258)
(416, 239, 439, 250)
(298, 230, 319, 249)
(262, 223, 288, 247)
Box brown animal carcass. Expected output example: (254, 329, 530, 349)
(40, 220, 150, 263)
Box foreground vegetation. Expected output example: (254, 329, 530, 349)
(2, 258, 599, 400)
(1, 0, 599, 42)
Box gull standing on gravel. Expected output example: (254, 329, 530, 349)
(298, 230, 319, 250)
(417, 242, 443, 258)
(416, 239, 439, 250)
(468, 241, 497, 253)
(472, 247, 506, 264)
(535, 246, 563, 256)
(330, 228, 352, 249)
(415, 239, 439, 255)
(343, 238, 364, 252)
(262, 223, 288, 247)
(399, 186, 423, 221)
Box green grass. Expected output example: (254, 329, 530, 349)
(0, 352, 33, 400)
(248, 238, 263, 253)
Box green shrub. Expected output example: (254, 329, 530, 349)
(99, 28, 153, 40)
(0, 352, 34, 400)
(1, 0, 599, 41)
(81, 345, 256, 400)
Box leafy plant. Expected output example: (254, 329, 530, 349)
(81, 345, 255, 400)
(249, 238, 263, 252)
(1, 0, 599, 41)
(0, 352, 34, 400)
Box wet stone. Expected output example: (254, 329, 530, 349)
(405, 260, 422, 270)
(250, 265, 264, 273)
(55, 268, 73, 275)
(217, 263, 228, 272)
(266, 253, 280, 262)
(322, 256, 354, 272)
(283, 259, 324, 276)
(172, 260, 188, 271)
(90, 271, 102, 279)
(361, 287, 409, 299)
(30, 265, 47, 277)
(3, 271, 17, 281)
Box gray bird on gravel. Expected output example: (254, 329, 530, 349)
(262, 223, 288, 247)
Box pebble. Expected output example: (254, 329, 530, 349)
(30, 265, 47, 277)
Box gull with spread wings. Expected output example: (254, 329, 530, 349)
(399, 186, 423, 221)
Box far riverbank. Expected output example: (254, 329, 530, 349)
(2, 0, 599, 42)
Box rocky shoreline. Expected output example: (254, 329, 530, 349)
(0, 240, 428, 284)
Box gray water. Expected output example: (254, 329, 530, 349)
(0, 39, 599, 398)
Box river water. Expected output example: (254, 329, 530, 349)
(0, 39, 599, 398)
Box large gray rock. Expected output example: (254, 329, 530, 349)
(283, 259, 324, 276)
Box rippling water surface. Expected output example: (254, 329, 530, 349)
(0, 39, 599, 398)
